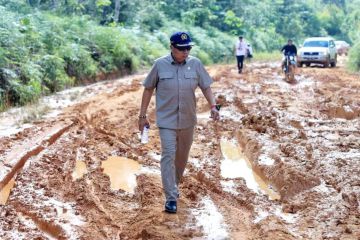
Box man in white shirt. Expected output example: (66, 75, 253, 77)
(234, 36, 248, 73)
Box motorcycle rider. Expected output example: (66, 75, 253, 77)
(281, 39, 297, 71)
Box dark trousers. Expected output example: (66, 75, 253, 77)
(236, 55, 245, 70)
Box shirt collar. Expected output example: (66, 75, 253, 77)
(169, 53, 187, 65)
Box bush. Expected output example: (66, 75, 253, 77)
(193, 49, 212, 65)
(253, 51, 282, 62)
(39, 54, 74, 93)
(1, 62, 42, 106)
(112, 38, 137, 73)
(1, 8, 239, 110)
(138, 6, 165, 32)
(7, 79, 41, 106)
(57, 43, 97, 82)
(0, 89, 5, 111)
(0, 47, 6, 66)
(347, 42, 360, 72)
(135, 34, 168, 66)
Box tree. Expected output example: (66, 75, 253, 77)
(114, 0, 120, 22)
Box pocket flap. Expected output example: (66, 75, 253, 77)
(159, 72, 173, 79)
(184, 72, 197, 78)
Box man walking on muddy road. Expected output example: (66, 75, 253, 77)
(235, 36, 248, 73)
(138, 31, 220, 214)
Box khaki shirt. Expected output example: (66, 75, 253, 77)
(143, 54, 213, 129)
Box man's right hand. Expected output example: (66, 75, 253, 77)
(138, 117, 150, 132)
(210, 108, 220, 121)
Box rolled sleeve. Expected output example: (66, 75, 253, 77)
(143, 62, 158, 89)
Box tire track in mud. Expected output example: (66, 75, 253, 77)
(0, 121, 74, 192)
(1, 60, 360, 239)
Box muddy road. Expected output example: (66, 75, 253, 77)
(0, 59, 359, 239)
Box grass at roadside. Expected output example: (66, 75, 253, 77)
(17, 104, 51, 125)
(347, 43, 360, 72)
(219, 51, 283, 65)
(253, 51, 282, 62)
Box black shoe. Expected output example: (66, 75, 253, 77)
(238, 69, 242, 73)
(165, 201, 177, 213)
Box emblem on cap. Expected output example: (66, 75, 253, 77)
(181, 33, 188, 40)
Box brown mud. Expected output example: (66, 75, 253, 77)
(1, 58, 359, 239)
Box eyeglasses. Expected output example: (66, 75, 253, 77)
(173, 45, 192, 52)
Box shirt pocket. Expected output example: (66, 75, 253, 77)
(184, 71, 198, 90)
(158, 72, 174, 90)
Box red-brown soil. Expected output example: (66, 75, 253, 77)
(1, 59, 359, 239)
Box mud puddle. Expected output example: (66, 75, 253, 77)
(101, 156, 141, 193)
(220, 139, 280, 200)
(72, 160, 87, 180)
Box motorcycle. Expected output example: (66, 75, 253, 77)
(284, 53, 296, 83)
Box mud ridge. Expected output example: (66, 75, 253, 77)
(0, 121, 73, 191)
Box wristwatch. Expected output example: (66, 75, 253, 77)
(211, 104, 221, 111)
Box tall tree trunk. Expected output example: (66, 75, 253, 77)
(114, 0, 121, 22)
(51, 0, 58, 9)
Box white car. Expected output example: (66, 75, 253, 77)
(297, 37, 337, 68)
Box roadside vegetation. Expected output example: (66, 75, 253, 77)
(0, 0, 359, 110)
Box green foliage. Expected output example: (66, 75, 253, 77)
(317, 5, 344, 36)
(0, 96, 5, 111)
(1, 0, 360, 110)
(89, 27, 140, 73)
(7, 78, 41, 106)
(182, 7, 215, 28)
(0, 47, 6, 66)
(64, 0, 86, 15)
(174, 24, 233, 64)
(253, 51, 282, 62)
(112, 38, 135, 73)
(58, 43, 97, 81)
(342, 8, 360, 42)
(96, 0, 111, 8)
(138, 5, 165, 32)
(224, 10, 243, 35)
(192, 49, 212, 65)
(347, 43, 360, 71)
(248, 26, 283, 52)
(39, 54, 73, 93)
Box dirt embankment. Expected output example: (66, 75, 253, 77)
(1, 59, 359, 239)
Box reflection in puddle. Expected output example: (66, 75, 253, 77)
(0, 178, 15, 205)
(102, 156, 141, 193)
(220, 140, 280, 200)
(72, 161, 87, 180)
